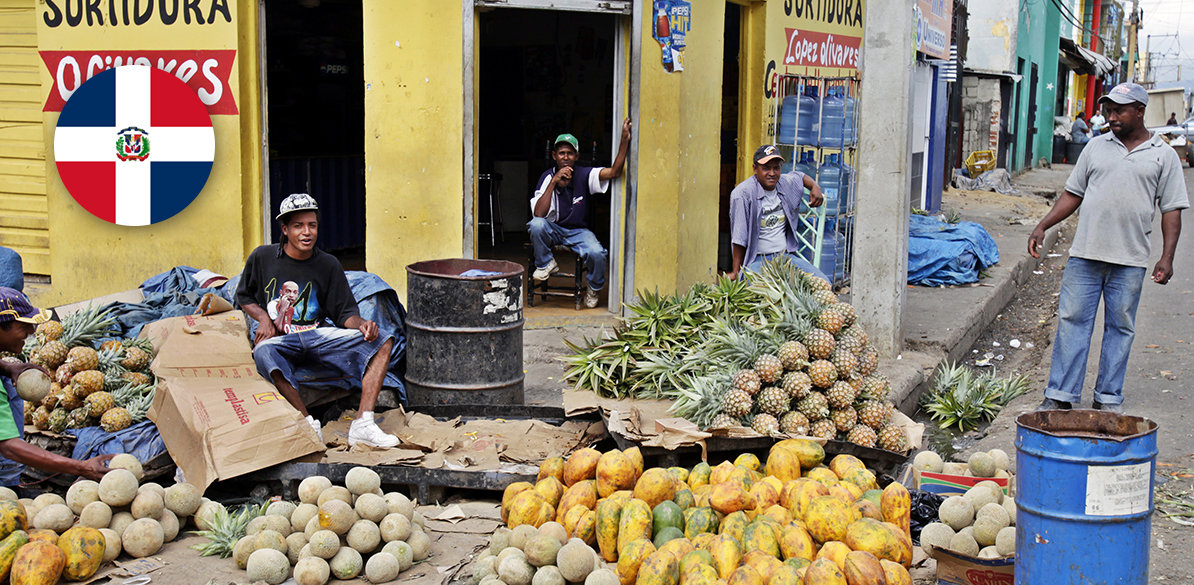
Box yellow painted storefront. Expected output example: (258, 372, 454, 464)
(8, 0, 862, 308)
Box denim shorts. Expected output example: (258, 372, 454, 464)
(252, 327, 393, 391)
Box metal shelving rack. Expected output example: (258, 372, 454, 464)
(771, 74, 860, 288)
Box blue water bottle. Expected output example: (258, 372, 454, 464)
(843, 90, 858, 146)
(819, 87, 846, 148)
(818, 153, 842, 216)
(778, 95, 800, 144)
(796, 87, 820, 146)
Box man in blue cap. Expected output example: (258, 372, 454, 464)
(529, 119, 632, 309)
(0, 288, 112, 492)
(1031, 83, 1189, 412)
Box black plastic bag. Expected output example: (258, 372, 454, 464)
(910, 489, 946, 544)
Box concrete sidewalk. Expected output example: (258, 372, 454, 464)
(522, 167, 1073, 419)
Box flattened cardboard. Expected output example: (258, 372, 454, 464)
(914, 469, 1012, 497)
(933, 547, 1014, 585)
(144, 312, 323, 491)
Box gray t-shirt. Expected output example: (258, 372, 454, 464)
(757, 189, 787, 255)
(1065, 132, 1189, 268)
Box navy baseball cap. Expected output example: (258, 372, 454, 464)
(1099, 83, 1149, 106)
(0, 288, 50, 325)
(754, 144, 784, 164)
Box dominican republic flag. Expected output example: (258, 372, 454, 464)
(54, 65, 214, 226)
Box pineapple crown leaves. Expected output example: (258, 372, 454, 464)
(921, 362, 1024, 431)
(668, 374, 728, 429)
(189, 501, 268, 558)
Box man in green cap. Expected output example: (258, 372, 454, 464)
(529, 119, 632, 309)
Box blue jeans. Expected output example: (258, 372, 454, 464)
(746, 251, 830, 284)
(253, 327, 393, 393)
(527, 217, 608, 291)
(1044, 257, 1146, 406)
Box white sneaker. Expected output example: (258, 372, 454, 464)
(348, 418, 399, 448)
(306, 415, 323, 442)
(584, 288, 600, 309)
(532, 258, 559, 282)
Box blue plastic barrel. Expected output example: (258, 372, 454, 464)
(819, 87, 846, 147)
(777, 95, 800, 145)
(1015, 410, 1158, 585)
(796, 87, 820, 146)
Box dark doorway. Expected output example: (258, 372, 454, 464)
(1025, 62, 1038, 169)
(718, 3, 741, 273)
(264, 0, 365, 266)
(477, 9, 617, 260)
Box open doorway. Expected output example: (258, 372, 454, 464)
(264, 0, 365, 268)
(477, 8, 617, 308)
(717, 3, 741, 273)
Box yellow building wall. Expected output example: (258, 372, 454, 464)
(362, 0, 463, 298)
(34, 0, 260, 306)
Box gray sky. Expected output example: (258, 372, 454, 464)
(1138, 0, 1191, 84)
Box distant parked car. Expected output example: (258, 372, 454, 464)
(1152, 116, 1194, 166)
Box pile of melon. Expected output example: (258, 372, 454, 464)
(911, 448, 1013, 481)
(230, 466, 427, 585)
(912, 448, 1017, 560)
(487, 441, 916, 585)
(0, 453, 203, 583)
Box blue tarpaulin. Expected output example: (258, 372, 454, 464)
(68, 420, 166, 463)
(908, 214, 1000, 287)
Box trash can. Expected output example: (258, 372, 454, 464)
(1065, 141, 1086, 164)
(405, 259, 525, 406)
(1015, 410, 1158, 584)
(1052, 135, 1067, 164)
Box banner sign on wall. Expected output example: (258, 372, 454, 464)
(40, 50, 239, 114)
(651, 0, 690, 73)
(914, 0, 953, 60)
(783, 29, 861, 71)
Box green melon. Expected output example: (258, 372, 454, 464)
(652, 500, 684, 537)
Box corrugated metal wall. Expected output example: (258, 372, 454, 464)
(0, 0, 49, 275)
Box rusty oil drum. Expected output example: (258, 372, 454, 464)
(404, 259, 524, 406)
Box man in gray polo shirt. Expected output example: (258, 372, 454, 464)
(1029, 82, 1188, 412)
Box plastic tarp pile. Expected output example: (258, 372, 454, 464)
(908, 214, 1000, 287)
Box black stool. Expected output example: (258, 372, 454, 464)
(526, 244, 584, 310)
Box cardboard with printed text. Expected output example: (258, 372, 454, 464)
(143, 311, 323, 492)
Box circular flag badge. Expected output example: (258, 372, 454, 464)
(54, 65, 215, 226)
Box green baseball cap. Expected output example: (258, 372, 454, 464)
(553, 133, 579, 151)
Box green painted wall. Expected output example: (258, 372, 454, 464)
(1012, 1, 1062, 170)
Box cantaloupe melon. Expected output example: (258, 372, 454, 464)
(345, 467, 381, 495)
(365, 551, 401, 583)
(247, 547, 290, 584)
(293, 556, 331, 585)
(164, 482, 202, 517)
(122, 517, 164, 557)
(108, 453, 144, 480)
(328, 547, 363, 580)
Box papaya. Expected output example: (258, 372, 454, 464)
(716, 511, 749, 543)
(782, 478, 829, 521)
(726, 467, 757, 492)
(535, 476, 566, 509)
(653, 501, 685, 537)
(617, 538, 656, 585)
(732, 453, 762, 473)
(709, 484, 755, 516)
(708, 461, 735, 486)
(682, 507, 718, 539)
(880, 482, 912, 540)
(561, 501, 588, 534)
(673, 488, 695, 510)
(801, 557, 846, 585)
(777, 524, 817, 561)
(859, 489, 882, 508)
(606, 490, 635, 507)
(634, 469, 678, 509)
(842, 518, 902, 565)
(768, 563, 803, 585)
(727, 565, 764, 585)
(0, 530, 29, 581)
(814, 541, 851, 570)
(771, 439, 824, 470)
(804, 496, 853, 544)
(748, 482, 780, 515)
(596, 497, 625, 562)
(57, 526, 105, 581)
(624, 448, 645, 481)
(574, 510, 598, 546)
(668, 467, 690, 484)
(764, 447, 802, 483)
(564, 448, 602, 486)
(25, 530, 57, 546)
(618, 499, 653, 558)
(692, 485, 713, 508)
(842, 550, 886, 585)
(637, 549, 680, 585)
(687, 463, 712, 490)
(653, 527, 684, 549)
(782, 557, 811, 570)
(678, 549, 713, 574)
(853, 499, 883, 521)
(680, 562, 718, 585)
(538, 456, 565, 483)
(10, 540, 66, 585)
(804, 467, 839, 487)
(558, 480, 599, 522)
(0, 501, 27, 540)
(657, 537, 695, 564)
(599, 451, 639, 498)
(826, 455, 866, 479)
(841, 468, 878, 492)
(761, 504, 792, 526)
(880, 521, 913, 567)
(879, 559, 912, 585)
(741, 522, 780, 558)
(501, 482, 534, 523)
(744, 550, 782, 581)
(708, 534, 742, 580)
(827, 484, 856, 507)
(690, 532, 717, 552)
(507, 490, 549, 528)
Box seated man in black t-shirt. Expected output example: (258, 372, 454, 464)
(529, 119, 632, 309)
(235, 193, 399, 448)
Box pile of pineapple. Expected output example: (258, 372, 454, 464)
(18, 307, 157, 434)
(564, 257, 907, 453)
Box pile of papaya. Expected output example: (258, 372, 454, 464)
(498, 439, 913, 585)
(0, 500, 108, 585)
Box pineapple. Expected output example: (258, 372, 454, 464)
(877, 423, 908, 452)
(840, 325, 869, 349)
(807, 276, 833, 293)
(120, 371, 152, 388)
(35, 320, 64, 342)
(753, 354, 783, 384)
(856, 348, 879, 376)
(826, 380, 856, 409)
(72, 370, 104, 397)
(41, 387, 62, 410)
(830, 349, 858, 380)
(815, 307, 846, 336)
(846, 425, 878, 448)
(121, 347, 151, 371)
(756, 386, 789, 416)
(721, 389, 753, 418)
(23, 409, 32, 425)
(84, 391, 115, 419)
(750, 413, 780, 436)
(777, 340, 809, 371)
(708, 413, 739, 429)
(836, 329, 865, 356)
(796, 392, 830, 421)
(47, 408, 69, 433)
(804, 328, 836, 360)
(781, 371, 813, 400)
(100, 407, 132, 432)
(833, 302, 857, 328)
(41, 341, 70, 370)
(859, 375, 892, 401)
(54, 364, 74, 386)
(67, 408, 90, 429)
(809, 418, 837, 439)
(100, 339, 124, 352)
(779, 411, 811, 436)
(807, 359, 838, 389)
(830, 407, 857, 433)
(31, 405, 50, 429)
(66, 346, 99, 372)
(812, 289, 837, 306)
(857, 400, 891, 430)
(59, 385, 84, 410)
(731, 369, 762, 396)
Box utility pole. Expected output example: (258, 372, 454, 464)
(1126, 0, 1139, 82)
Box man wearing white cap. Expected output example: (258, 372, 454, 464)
(1030, 83, 1189, 412)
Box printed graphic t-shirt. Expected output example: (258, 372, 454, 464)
(235, 244, 359, 335)
(757, 189, 787, 255)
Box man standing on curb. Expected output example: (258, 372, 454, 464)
(1030, 83, 1188, 413)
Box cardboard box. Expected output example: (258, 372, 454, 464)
(914, 469, 1012, 497)
(933, 547, 1014, 585)
(144, 312, 323, 492)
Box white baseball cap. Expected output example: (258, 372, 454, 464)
(276, 193, 319, 221)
